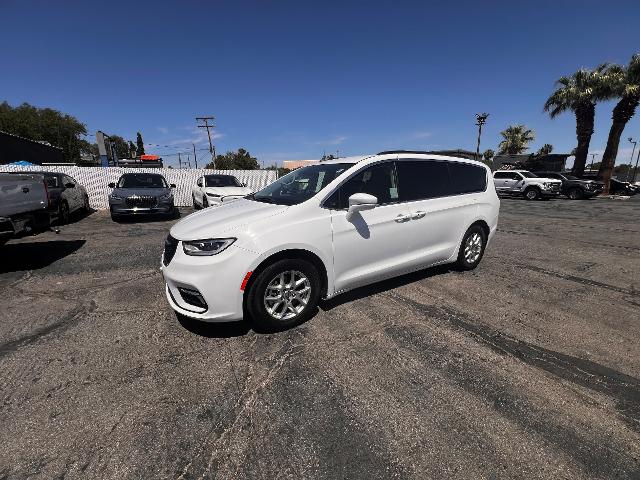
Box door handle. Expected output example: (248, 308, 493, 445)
(411, 211, 426, 220)
(22, 187, 29, 193)
(395, 214, 411, 223)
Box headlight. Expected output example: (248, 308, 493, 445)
(182, 238, 236, 256)
(206, 192, 221, 197)
(543, 182, 553, 189)
(159, 192, 173, 201)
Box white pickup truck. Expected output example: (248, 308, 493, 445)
(0, 173, 50, 245)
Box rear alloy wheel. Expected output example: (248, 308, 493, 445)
(247, 259, 321, 330)
(58, 201, 70, 224)
(456, 225, 487, 270)
(567, 187, 583, 200)
(524, 187, 540, 201)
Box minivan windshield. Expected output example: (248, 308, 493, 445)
(250, 163, 352, 205)
(118, 174, 167, 188)
(205, 175, 242, 187)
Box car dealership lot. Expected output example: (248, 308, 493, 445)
(0, 200, 639, 479)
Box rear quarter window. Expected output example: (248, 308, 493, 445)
(448, 162, 487, 194)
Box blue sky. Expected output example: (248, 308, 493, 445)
(1, 0, 639, 168)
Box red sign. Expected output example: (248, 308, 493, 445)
(140, 154, 161, 161)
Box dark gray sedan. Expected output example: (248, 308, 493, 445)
(108, 173, 177, 221)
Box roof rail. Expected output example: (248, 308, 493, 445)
(377, 150, 433, 155)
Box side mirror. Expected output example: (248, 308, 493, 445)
(243, 182, 247, 187)
(108, 182, 115, 188)
(170, 184, 176, 188)
(65, 183, 75, 188)
(347, 193, 377, 220)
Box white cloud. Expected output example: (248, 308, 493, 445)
(313, 135, 348, 146)
(156, 127, 169, 135)
(408, 131, 433, 140)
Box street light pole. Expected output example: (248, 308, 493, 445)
(475, 113, 489, 161)
(589, 153, 598, 171)
(627, 137, 637, 181)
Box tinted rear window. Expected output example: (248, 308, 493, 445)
(448, 162, 487, 194)
(396, 160, 452, 201)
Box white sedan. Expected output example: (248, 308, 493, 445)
(192, 174, 253, 208)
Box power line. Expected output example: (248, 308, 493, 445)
(196, 116, 216, 167)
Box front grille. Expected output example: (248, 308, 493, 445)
(163, 235, 178, 266)
(126, 195, 157, 208)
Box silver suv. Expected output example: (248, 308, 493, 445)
(493, 170, 562, 200)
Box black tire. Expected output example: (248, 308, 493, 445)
(110, 210, 121, 222)
(523, 187, 540, 201)
(456, 225, 487, 271)
(193, 195, 200, 209)
(58, 201, 70, 224)
(202, 196, 209, 208)
(567, 187, 583, 200)
(246, 259, 321, 331)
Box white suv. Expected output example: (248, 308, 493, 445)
(493, 170, 562, 200)
(162, 152, 500, 329)
(192, 174, 253, 208)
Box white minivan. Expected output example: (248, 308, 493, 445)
(161, 152, 500, 329)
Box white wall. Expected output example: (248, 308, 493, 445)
(0, 166, 277, 210)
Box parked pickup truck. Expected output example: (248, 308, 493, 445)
(493, 170, 562, 200)
(0, 173, 50, 245)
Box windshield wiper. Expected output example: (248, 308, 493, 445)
(253, 195, 277, 203)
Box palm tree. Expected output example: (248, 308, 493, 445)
(598, 54, 640, 193)
(537, 144, 554, 155)
(544, 66, 609, 176)
(497, 125, 535, 155)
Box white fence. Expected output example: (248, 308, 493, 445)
(0, 166, 277, 210)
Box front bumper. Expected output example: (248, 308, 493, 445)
(110, 201, 174, 215)
(161, 241, 257, 322)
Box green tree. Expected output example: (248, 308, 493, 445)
(321, 154, 336, 161)
(537, 143, 554, 155)
(128, 141, 137, 157)
(109, 135, 130, 159)
(598, 54, 640, 193)
(544, 66, 609, 176)
(0, 101, 87, 162)
(206, 148, 260, 170)
(136, 132, 145, 156)
(482, 149, 495, 161)
(497, 125, 535, 155)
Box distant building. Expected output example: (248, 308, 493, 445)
(0, 130, 65, 165)
(492, 153, 570, 172)
(282, 159, 319, 170)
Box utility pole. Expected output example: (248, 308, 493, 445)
(475, 113, 489, 161)
(626, 137, 636, 181)
(193, 143, 198, 169)
(633, 145, 640, 184)
(196, 116, 216, 168)
(179, 152, 182, 169)
(589, 153, 598, 171)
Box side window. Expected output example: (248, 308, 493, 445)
(396, 160, 452, 201)
(513, 173, 524, 180)
(448, 162, 487, 194)
(493, 172, 508, 179)
(327, 162, 398, 209)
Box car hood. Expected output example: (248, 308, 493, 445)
(112, 187, 171, 197)
(170, 198, 287, 240)
(531, 177, 562, 183)
(203, 186, 253, 197)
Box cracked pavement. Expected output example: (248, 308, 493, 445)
(0, 198, 639, 479)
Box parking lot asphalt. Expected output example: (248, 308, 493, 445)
(0, 197, 639, 479)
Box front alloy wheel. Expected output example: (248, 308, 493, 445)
(247, 259, 321, 330)
(524, 188, 540, 201)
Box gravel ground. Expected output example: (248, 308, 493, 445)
(0, 197, 639, 479)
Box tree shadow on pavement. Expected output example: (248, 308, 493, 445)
(0, 239, 86, 273)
